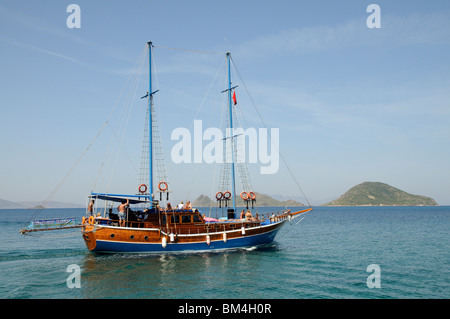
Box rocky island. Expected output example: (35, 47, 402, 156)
(324, 182, 438, 206)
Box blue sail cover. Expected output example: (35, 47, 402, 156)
(27, 217, 77, 230)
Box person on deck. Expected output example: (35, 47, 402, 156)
(245, 210, 253, 221)
(184, 201, 192, 210)
(178, 201, 184, 210)
(88, 200, 95, 215)
(117, 199, 129, 227)
(240, 210, 245, 220)
(166, 203, 173, 211)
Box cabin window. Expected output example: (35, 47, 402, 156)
(181, 215, 191, 223)
(171, 215, 179, 224)
(193, 215, 201, 223)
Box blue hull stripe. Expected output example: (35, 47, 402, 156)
(92, 227, 281, 254)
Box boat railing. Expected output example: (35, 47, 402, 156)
(91, 208, 293, 228)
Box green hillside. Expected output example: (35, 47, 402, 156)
(192, 193, 304, 207)
(324, 182, 438, 206)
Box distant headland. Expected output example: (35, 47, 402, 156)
(1, 182, 438, 209)
(0, 198, 84, 209)
(324, 182, 438, 206)
(193, 192, 304, 207)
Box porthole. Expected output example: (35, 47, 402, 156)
(110, 234, 115, 238)
(130, 235, 134, 239)
(144, 236, 149, 240)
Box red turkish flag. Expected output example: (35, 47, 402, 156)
(232, 91, 237, 105)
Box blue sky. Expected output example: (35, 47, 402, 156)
(1, 1, 449, 205)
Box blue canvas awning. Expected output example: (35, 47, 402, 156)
(90, 193, 151, 205)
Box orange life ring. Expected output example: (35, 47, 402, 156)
(249, 191, 256, 200)
(158, 181, 168, 191)
(138, 183, 147, 194)
(82, 216, 86, 224)
(240, 191, 249, 200)
(215, 191, 223, 200)
(223, 191, 231, 199)
(88, 216, 95, 225)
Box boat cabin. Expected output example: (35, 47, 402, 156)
(87, 194, 266, 233)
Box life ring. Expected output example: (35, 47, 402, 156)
(215, 191, 223, 200)
(249, 191, 256, 200)
(158, 181, 168, 191)
(240, 191, 249, 200)
(223, 191, 231, 199)
(88, 216, 95, 225)
(138, 183, 147, 194)
(82, 216, 86, 224)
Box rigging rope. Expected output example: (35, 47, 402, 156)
(150, 48, 169, 189)
(106, 48, 146, 192)
(23, 45, 149, 230)
(230, 57, 312, 208)
(23, 120, 108, 229)
(183, 57, 227, 202)
(153, 45, 223, 55)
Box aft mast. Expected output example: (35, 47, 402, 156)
(148, 41, 153, 199)
(226, 52, 237, 212)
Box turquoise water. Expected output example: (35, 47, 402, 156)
(0, 206, 448, 299)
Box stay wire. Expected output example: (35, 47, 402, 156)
(153, 45, 223, 55)
(23, 119, 109, 229)
(23, 45, 148, 230)
(183, 57, 227, 202)
(230, 57, 312, 208)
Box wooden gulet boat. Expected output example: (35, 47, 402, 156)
(80, 42, 312, 254)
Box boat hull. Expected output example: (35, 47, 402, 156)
(81, 208, 312, 254)
(94, 227, 280, 254)
(82, 221, 286, 254)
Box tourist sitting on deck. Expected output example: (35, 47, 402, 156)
(108, 209, 120, 226)
(141, 208, 150, 220)
(240, 210, 245, 220)
(245, 210, 253, 221)
(178, 201, 184, 210)
(127, 210, 140, 222)
(166, 203, 173, 211)
(184, 201, 192, 210)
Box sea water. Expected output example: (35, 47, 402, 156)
(0, 206, 448, 299)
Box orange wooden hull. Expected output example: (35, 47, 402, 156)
(81, 208, 312, 253)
